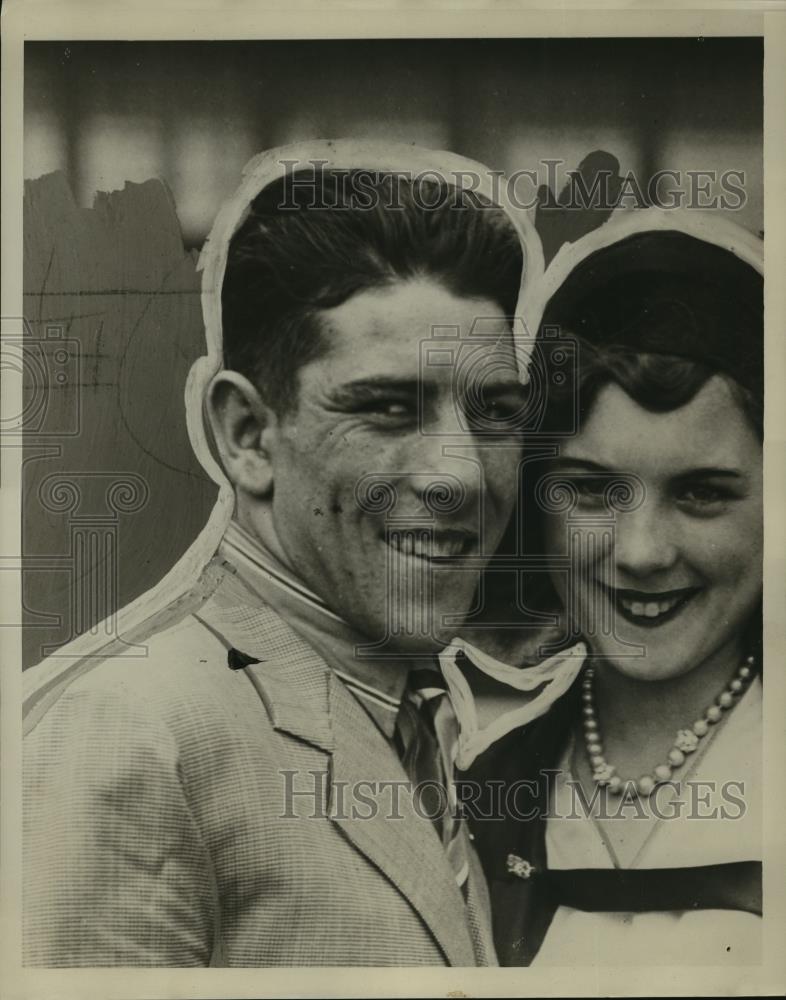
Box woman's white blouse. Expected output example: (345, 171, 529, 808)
(534, 678, 762, 966)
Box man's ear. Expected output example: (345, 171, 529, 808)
(206, 370, 278, 497)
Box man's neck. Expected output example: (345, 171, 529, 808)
(234, 497, 297, 579)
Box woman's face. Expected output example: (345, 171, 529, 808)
(544, 375, 762, 682)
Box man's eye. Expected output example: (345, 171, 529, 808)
(469, 398, 524, 428)
(360, 400, 414, 421)
(484, 401, 519, 421)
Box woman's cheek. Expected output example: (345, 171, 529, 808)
(687, 507, 760, 591)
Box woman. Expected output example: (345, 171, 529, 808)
(469, 215, 763, 966)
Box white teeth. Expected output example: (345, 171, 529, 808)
(387, 533, 469, 559)
(619, 594, 683, 619)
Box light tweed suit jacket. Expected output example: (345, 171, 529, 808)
(23, 560, 495, 967)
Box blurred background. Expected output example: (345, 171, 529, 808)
(21, 37, 763, 666)
(25, 37, 763, 244)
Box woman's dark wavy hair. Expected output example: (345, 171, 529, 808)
(487, 337, 763, 658)
(540, 339, 762, 440)
(221, 168, 523, 413)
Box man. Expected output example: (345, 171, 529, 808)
(23, 142, 583, 967)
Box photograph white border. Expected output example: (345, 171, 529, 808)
(2, 3, 784, 997)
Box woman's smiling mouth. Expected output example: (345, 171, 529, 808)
(598, 583, 701, 627)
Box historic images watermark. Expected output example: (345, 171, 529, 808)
(279, 770, 748, 823)
(277, 159, 749, 213)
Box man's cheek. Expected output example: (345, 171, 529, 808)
(543, 515, 566, 556)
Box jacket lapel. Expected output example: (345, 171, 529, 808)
(196, 587, 477, 966)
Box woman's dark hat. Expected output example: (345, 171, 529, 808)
(539, 228, 763, 397)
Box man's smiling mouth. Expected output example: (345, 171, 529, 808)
(384, 528, 476, 561)
(599, 583, 701, 627)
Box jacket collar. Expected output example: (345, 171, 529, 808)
(196, 567, 336, 752)
(217, 518, 409, 738)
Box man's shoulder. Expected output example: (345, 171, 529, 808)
(23, 573, 329, 753)
(64, 612, 252, 713)
(78, 612, 224, 676)
(25, 611, 255, 739)
(138, 612, 228, 671)
(24, 612, 283, 788)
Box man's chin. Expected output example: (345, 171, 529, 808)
(352, 609, 462, 659)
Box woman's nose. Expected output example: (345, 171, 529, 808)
(613, 505, 679, 578)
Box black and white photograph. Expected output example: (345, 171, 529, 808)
(2, 3, 784, 997)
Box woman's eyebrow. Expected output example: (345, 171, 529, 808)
(551, 460, 747, 479)
(673, 467, 745, 479)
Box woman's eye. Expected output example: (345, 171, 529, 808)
(683, 486, 723, 503)
(676, 483, 736, 515)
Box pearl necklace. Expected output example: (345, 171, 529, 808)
(581, 656, 756, 798)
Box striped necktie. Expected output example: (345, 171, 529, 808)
(395, 668, 470, 895)
(395, 668, 499, 966)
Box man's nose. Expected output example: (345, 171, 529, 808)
(404, 403, 484, 518)
(613, 504, 679, 578)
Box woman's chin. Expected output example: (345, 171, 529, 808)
(589, 637, 697, 683)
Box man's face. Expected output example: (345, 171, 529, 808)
(263, 277, 525, 653)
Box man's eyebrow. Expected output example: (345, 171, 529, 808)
(335, 377, 421, 392)
(329, 377, 422, 401)
(549, 457, 611, 472)
(329, 376, 526, 405)
(480, 380, 529, 396)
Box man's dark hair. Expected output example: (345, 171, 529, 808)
(221, 168, 524, 413)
